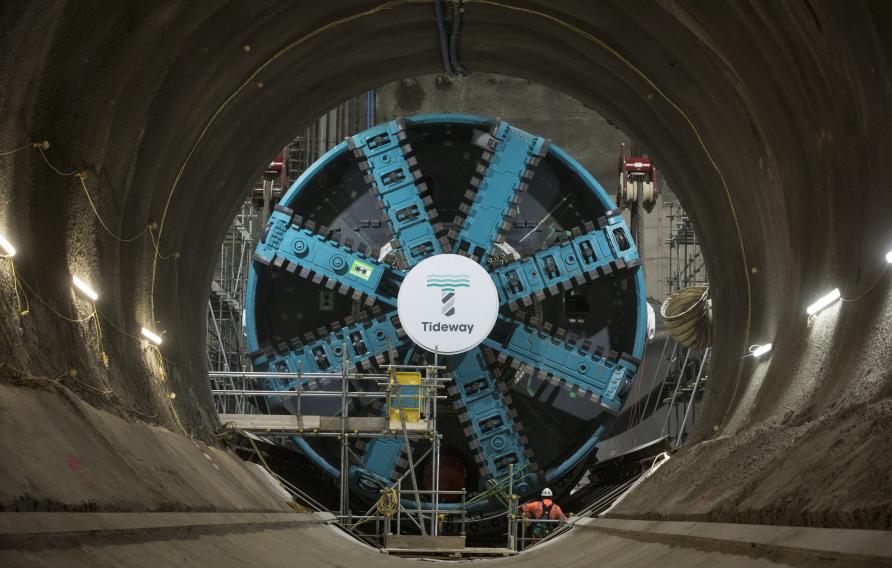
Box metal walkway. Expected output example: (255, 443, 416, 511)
(218, 414, 431, 434)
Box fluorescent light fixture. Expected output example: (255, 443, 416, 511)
(141, 327, 163, 345)
(0, 234, 16, 257)
(806, 288, 841, 315)
(751, 343, 773, 358)
(72, 276, 98, 301)
(886, 250, 892, 264)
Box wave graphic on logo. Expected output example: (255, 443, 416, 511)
(427, 274, 470, 317)
(426, 275, 471, 291)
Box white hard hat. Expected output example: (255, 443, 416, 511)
(541, 487, 553, 497)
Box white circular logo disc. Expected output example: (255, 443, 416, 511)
(397, 254, 498, 355)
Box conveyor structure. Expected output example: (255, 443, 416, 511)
(246, 114, 647, 529)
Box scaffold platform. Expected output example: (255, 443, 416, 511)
(218, 414, 431, 434)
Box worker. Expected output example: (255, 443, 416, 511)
(521, 487, 566, 539)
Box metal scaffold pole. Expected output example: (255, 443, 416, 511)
(390, 360, 426, 536)
(429, 349, 440, 537)
(676, 347, 711, 448)
(660, 347, 691, 437)
(340, 343, 350, 520)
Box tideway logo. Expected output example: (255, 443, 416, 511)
(424, 274, 474, 333)
(426, 274, 470, 316)
(398, 254, 497, 355)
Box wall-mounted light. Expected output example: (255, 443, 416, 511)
(806, 288, 841, 315)
(886, 250, 892, 264)
(72, 276, 98, 301)
(750, 343, 773, 358)
(141, 327, 163, 345)
(0, 234, 16, 257)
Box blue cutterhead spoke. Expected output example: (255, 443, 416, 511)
(450, 120, 550, 264)
(248, 307, 407, 379)
(351, 436, 411, 494)
(490, 211, 641, 310)
(446, 348, 538, 493)
(254, 205, 404, 307)
(484, 313, 640, 414)
(348, 119, 449, 269)
(248, 306, 415, 493)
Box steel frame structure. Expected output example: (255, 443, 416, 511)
(208, 199, 258, 414)
(664, 199, 707, 297)
(210, 358, 462, 544)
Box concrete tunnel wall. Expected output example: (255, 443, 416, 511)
(0, 0, 890, 528)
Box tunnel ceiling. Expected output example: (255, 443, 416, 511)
(1, 0, 891, 528)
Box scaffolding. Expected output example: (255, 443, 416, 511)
(209, 354, 471, 548)
(664, 199, 707, 295)
(207, 200, 258, 414)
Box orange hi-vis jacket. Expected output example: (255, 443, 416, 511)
(521, 498, 566, 521)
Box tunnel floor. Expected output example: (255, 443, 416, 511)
(3, 382, 890, 566)
(2, 512, 890, 568)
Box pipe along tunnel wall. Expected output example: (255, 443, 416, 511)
(0, 0, 890, 538)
